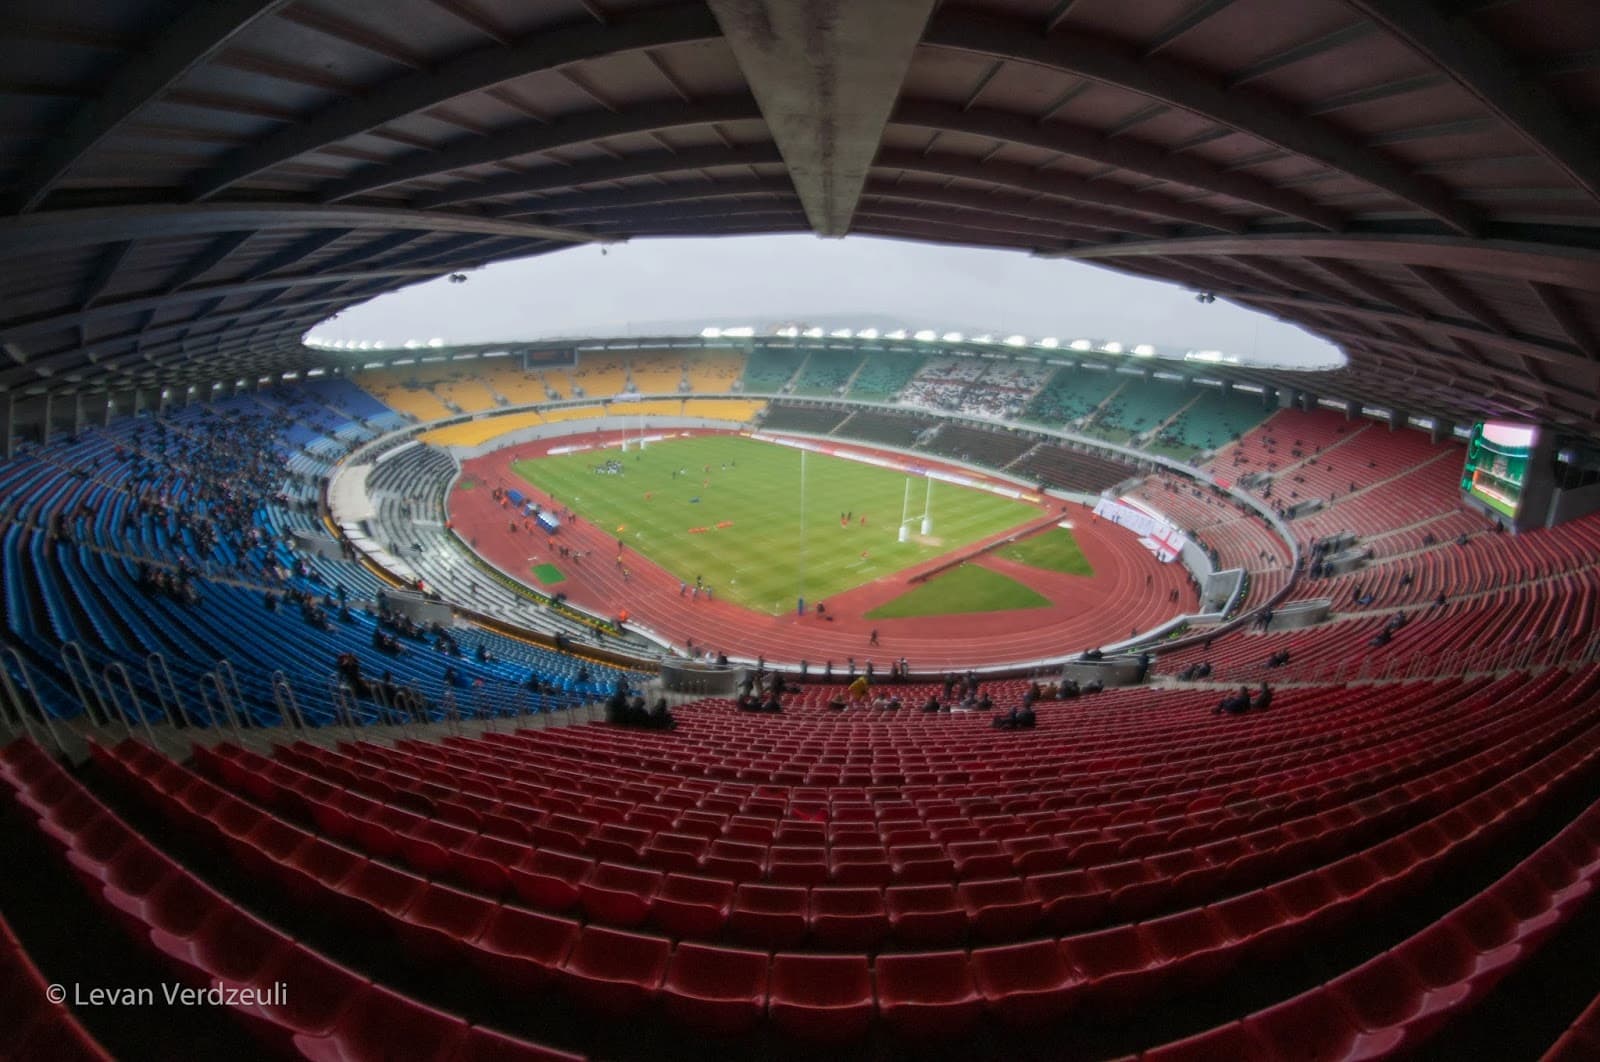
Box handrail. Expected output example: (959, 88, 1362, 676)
(0, 647, 64, 753)
(270, 670, 307, 731)
(198, 672, 244, 744)
(59, 641, 112, 727)
(103, 661, 156, 745)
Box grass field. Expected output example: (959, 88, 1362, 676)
(510, 435, 1039, 614)
(998, 527, 1094, 576)
(865, 564, 1050, 619)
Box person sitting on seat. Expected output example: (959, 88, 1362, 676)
(1253, 683, 1273, 710)
(921, 695, 941, 713)
(1215, 687, 1252, 715)
(647, 697, 676, 731)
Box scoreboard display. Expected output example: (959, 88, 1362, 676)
(1461, 421, 1538, 519)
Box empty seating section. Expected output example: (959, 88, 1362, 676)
(678, 399, 766, 423)
(757, 403, 850, 435)
(846, 351, 925, 400)
(535, 405, 605, 426)
(568, 354, 628, 399)
(921, 424, 1035, 469)
(1023, 366, 1121, 426)
(482, 363, 549, 405)
(1156, 387, 1273, 456)
(9, 649, 1594, 1056)
(790, 349, 862, 396)
(1009, 444, 1136, 493)
(625, 352, 683, 396)
(0, 741, 583, 1061)
(1087, 379, 1189, 444)
(434, 377, 501, 413)
(419, 412, 546, 448)
(832, 409, 936, 448)
(1206, 407, 1361, 481)
(738, 348, 801, 392)
(681, 353, 745, 393)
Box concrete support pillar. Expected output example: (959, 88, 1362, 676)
(1346, 398, 1361, 420)
(39, 393, 53, 439)
(1431, 419, 1455, 445)
(0, 394, 13, 460)
(72, 392, 87, 435)
(1388, 408, 1406, 430)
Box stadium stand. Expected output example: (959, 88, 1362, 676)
(569, 353, 629, 400)
(1009, 444, 1138, 494)
(1023, 367, 1123, 428)
(420, 412, 547, 448)
(920, 424, 1035, 470)
(759, 403, 852, 436)
(682, 353, 746, 394)
(846, 351, 925, 401)
(5, 377, 1600, 1061)
(1086, 378, 1191, 445)
(830, 409, 937, 448)
(791, 350, 864, 396)
(626, 353, 684, 396)
(1152, 386, 1274, 458)
(738, 348, 803, 393)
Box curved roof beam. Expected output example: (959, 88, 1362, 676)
(891, 101, 1343, 230)
(0, 203, 605, 260)
(492, 177, 797, 218)
(874, 149, 1246, 232)
(187, 4, 720, 200)
(416, 143, 786, 209)
(1052, 233, 1600, 294)
(1343, 0, 1600, 205)
(706, 0, 939, 236)
(504, 174, 1167, 239)
(0, 254, 499, 345)
(1199, 282, 1599, 376)
(7, 0, 297, 213)
(860, 182, 1171, 238)
(319, 96, 764, 204)
(922, 8, 1481, 235)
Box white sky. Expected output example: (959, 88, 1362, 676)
(314, 233, 1345, 369)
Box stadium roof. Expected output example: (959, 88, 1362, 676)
(1, 0, 1598, 434)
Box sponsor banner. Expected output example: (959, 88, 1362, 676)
(1097, 497, 1191, 562)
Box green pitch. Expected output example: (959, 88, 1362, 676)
(510, 435, 1039, 615)
(997, 527, 1094, 576)
(865, 563, 1050, 619)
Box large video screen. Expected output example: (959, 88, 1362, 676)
(1461, 421, 1539, 518)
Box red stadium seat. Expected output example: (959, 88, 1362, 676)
(728, 884, 809, 948)
(293, 983, 469, 1062)
(885, 884, 967, 945)
(808, 887, 889, 948)
(875, 950, 983, 1037)
(578, 862, 662, 926)
(661, 943, 770, 1034)
(560, 926, 670, 1015)
(653, 874, 735, 938)
(472, 907, 579, 994)
(971, 939, 1077, 1025)
(768, 953, 875, 1041)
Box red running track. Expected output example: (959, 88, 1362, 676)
(450, 430, 1195, 669)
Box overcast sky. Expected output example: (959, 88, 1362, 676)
(315, 233, 1344, 369)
